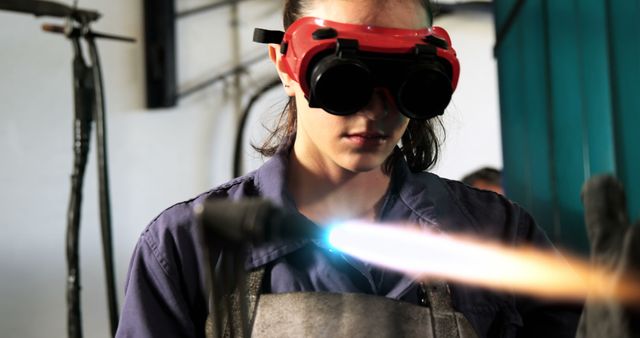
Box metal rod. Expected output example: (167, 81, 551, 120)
(233, 78, 281, 177)
(86, 34, 119, 336)
(230, 0, 243, 137)
(177, 53, 265, 99)
(0, 0, 100, 22)
(493, 0, 527, 56)
(42, 23, 136, 43)
(176, 0, 254, 19)
(91, 31, 136, 43)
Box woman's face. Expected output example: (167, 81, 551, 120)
(278, 0, 428, 174)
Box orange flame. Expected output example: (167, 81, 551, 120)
(327, 220, 640, 304)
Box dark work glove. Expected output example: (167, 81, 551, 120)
(576, 175, 640, 338)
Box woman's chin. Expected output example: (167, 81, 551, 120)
(339, 155, 387, 173)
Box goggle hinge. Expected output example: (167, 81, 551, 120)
(414, 44, 437, 58)
(335, 38, 359, 58)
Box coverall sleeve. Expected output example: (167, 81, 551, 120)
(116, 232, 204, 338)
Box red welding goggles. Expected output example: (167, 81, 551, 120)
(254, 17, 460, 120)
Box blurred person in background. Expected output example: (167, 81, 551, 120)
(462, 167, 504, 195)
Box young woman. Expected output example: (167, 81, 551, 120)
(116, 0, 580, 337)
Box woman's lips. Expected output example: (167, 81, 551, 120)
(343, 132, 388, 147)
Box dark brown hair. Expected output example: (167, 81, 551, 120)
(254, 0, 444, 174)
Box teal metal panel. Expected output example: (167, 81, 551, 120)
(546, 0, 589, 253)
(576, 0, 616, 177)
(495, 0, 561, 240)
(493, 0, 512, 28)
(519, 0, 556, 237)
(607, 1, 640, 221)
(494, 0, 640, 254)
(495, 0, 531, 208)
(494, 0, 640, 253)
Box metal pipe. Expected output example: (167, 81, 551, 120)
(233, 78, 281, 178)
(177, 53, 265, 99)
(176, 0, 254, 19)
(493, 0, 527, 56)
(230, 1, 244, 129)
(0, 0, 100, 21)
(87, 34, 119, 336)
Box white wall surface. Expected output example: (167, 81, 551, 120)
(0, 2, 500, 337)
(431, 9, 503, 179)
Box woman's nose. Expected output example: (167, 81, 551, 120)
(358, 88, 393, 120)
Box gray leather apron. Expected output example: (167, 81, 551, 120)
(206, 267, 478, 338)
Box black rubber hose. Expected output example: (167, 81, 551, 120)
(232, 78, 281, 178)
(87, 34, 119, 336)
(66, 36, 92, 338)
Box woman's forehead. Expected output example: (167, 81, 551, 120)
(303, 0, 428, 29)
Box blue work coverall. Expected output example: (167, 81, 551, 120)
(116, 146, 580, 338)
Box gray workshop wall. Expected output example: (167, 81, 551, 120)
(0, 1, 500, 337)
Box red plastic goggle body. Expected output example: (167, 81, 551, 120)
(254, 17, 461, 119)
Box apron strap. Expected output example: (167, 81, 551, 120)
(205, 266, 266, 338)
(423, 280, 478, 338)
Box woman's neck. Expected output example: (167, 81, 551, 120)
(287, 147, 391, 225)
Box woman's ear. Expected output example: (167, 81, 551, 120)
(268, 44, 296, 97)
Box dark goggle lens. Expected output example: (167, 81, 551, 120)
(310, 58, 373, 115)
(397, 64, 452, 120)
